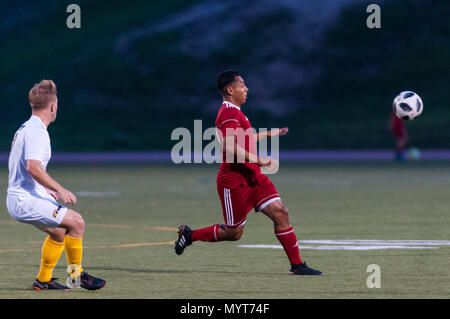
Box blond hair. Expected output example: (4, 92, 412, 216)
(28, 79, 57, 110)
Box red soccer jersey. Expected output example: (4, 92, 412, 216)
(215, 101, 260, 188)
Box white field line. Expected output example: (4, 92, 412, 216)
(238, 239, 450, 251)
(300, 240, 450, 246)
(238, 244, 438, 250)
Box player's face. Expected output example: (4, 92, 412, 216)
(231, 76, 249, 106)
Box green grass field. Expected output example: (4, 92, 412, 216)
(0, 162, 449, 299)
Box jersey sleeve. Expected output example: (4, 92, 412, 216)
(24, 129, 50, 163)
(217, 108, 241, 137)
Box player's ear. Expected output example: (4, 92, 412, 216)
(225, 85, 233, 97)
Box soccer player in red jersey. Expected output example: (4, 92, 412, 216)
(174, 70, 322, 275)
(389, 110, 408, 161)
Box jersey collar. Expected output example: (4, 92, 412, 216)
(31, 115, 47, 130)
(223, 101, 241, 110)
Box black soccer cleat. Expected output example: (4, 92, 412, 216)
(32, 278, 71, 291)
(79, 271, 106, 290)
(290, 262, 323, 275)
(174, 225, 193, 255)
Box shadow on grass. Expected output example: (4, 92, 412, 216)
(78, 265, 283, 277)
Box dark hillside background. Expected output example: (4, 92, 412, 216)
(1, 0, 448, 151)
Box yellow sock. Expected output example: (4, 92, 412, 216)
(64, 235, 84, 274)
(37, 236, 64, 283)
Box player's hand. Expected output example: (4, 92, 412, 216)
(269, 127, 289, 137)
(258, 157, 279, 174)
(257, 157, 272, 167)
(266, 158, 279, 174)
(278, 127, 289, 136)
(46, 189, 60, 201)
(57, 188, 77, 206)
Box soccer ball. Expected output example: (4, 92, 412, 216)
(393, 91, 423, 120)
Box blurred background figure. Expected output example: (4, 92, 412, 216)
(389, 110, 408, 162)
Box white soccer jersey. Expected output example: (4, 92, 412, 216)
(7, 115, 51, 197)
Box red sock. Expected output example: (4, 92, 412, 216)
(275, 226, 303, 264)
(192, 224, 220, 242)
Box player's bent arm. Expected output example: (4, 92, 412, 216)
(26, 160, 62, 191)
(26, 160, 77, 205)
(223, 135, 269, 166)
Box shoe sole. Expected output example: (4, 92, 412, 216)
(32, 286, 71, 291)
(95, 282, 107, 290)
(82, 282, 107, 291)
(289, 271, 323, 276)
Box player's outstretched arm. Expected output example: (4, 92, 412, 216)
(26, 160, 77, 206)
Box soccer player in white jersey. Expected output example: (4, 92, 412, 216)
(6, 80, 106, 290)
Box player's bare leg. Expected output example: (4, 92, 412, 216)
(215, 224, 244, 241)
(58, 209, 85, 238)
(261, 199, 290, 231)
(262, 200, 322, 275)
(44, 227, 66, 243)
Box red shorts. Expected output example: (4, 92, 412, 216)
(217, 174, 280, 227)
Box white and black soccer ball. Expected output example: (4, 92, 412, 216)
(393, 91, 423, 120)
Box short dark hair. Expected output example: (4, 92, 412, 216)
(216, 70, 240, 96)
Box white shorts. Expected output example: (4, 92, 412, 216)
(6, 193, 68, 230)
